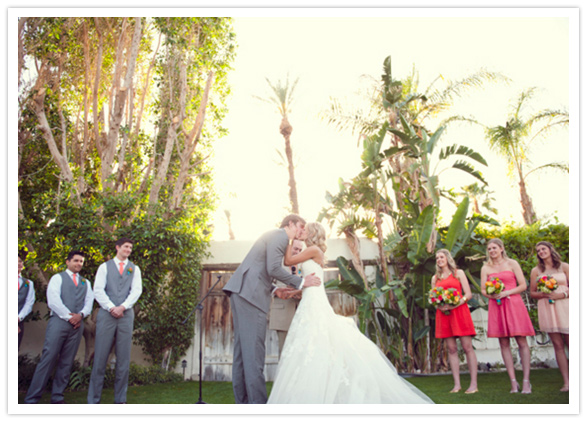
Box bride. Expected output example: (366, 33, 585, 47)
(267, 222, 434, 404)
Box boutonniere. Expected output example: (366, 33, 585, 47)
(24, 282, 29, 288)
(81, 278, 86, 285)
(127, 267, 133, 275)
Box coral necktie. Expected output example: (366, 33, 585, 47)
(72, 273, 78, 286)
(119, 262, 124, 275)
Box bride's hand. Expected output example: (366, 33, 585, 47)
(303, 273, 321, 288)
(284, 289, 303, 299)
(289, 290, 303, 299)
(275, 287, 296, 299)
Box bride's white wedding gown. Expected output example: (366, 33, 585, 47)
(267, 259, 434, 404)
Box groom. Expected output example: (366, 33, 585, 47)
(223, 214, 321, 404)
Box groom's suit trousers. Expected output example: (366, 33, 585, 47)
(230, 293, 268, 404)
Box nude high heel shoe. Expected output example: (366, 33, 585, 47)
(510, 378, 519, 393)
(521, 379, 532, 394)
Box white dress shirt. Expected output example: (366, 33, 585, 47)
(93, 257, 143, 311)
(18, 276, 36, 321)
(47, 269, 95, 321)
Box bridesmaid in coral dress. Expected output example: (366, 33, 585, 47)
(481, 239, 535, 394)
(432, 249, 478, 394)
(529, 241, 569, 392)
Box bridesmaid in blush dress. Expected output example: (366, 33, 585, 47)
(480, 238, 535, 394)
(529, 241, 569, 392)
(431, 249, 478, 394)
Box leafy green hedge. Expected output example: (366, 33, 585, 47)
(18, 354, 183, 393)
(473, 222, 569, 332)
(476, 222, 569, 278)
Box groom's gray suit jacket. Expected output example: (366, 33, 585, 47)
(223, 228, 303, 313)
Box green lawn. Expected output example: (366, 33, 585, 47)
(18, 368, 569, 405)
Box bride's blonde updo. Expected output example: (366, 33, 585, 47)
(304, 222, 327, 253)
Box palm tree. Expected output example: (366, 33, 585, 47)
(457, 182, 498, 216)
(254, 75, 300, 214)
(485, 88, 569, 225)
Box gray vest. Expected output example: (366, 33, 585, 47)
(18, 278, 30, 313)
(59, 272, 88, 314)
(105, 259, 136, 306)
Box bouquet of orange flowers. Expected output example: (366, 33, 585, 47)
(485, 276, 505, 305)
(537, 275, 558, 304)
(429, 286, 461, 315)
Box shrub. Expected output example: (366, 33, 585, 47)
(18, 354, 40, 392)
(18, 355, 183, 393)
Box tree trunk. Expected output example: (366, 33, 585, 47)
(101, 17, 142, 190)
(519, 177, 537, 225)
(133, 31, 162, 140)
(93, 18, 105, 159)
(148, 118, 179, 209)
(473, 197, 481, 214)
(280, 115, 299, 214)
(148, 55, 186, 210)
(342, 228, 367, 287)
(225, 210, 236, 240)
(374, 184, 390, 284)
(17, 17, 28, 87)
(171, 71, 215, 210)
(30, 67, 82, 206)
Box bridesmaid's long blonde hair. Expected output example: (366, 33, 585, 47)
(435, 249, 458, 280)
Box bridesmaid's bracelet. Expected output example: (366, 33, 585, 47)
(563, 291, 568, 298)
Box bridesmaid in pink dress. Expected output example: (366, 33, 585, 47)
(480, 239, 535, 394)
(529, 241, 569, 392)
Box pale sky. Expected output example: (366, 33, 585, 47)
(210, 12, 574, 241)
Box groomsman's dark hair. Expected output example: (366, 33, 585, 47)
(279, 214, 306, 228)
(18, 250, 28, 261)
(66, 250, 85, 261)
(115, 237, 134, 247)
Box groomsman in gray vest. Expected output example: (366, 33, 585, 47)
(269, 238, 303, 357)
(18, 252, 36, 350)
(223, 214, 321, 404)
(88, 238, 142, 404)
(24, 251, 94, 404)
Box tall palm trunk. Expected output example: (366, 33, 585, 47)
(519, 176, 537, 225)
(280, 115, 299, 214)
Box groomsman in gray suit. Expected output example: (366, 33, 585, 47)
(223, 214, 321, 404)
(24, 251, 94, 404)
(88, 238, 142, 404)
(18, 252, 35, 350)
(269, 239, 303, 357)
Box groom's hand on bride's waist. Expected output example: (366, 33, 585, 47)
(303, 273, 321, 288)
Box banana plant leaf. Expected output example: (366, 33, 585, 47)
(407, 205, 435, 264)
(444, 197, 469, 253)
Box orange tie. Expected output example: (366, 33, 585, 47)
(72, 273, 78, 286)
(119, 262, 124, 275)
(18, 278, 21, 290)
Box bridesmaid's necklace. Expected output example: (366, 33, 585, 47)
(542, 261, 559, 275)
